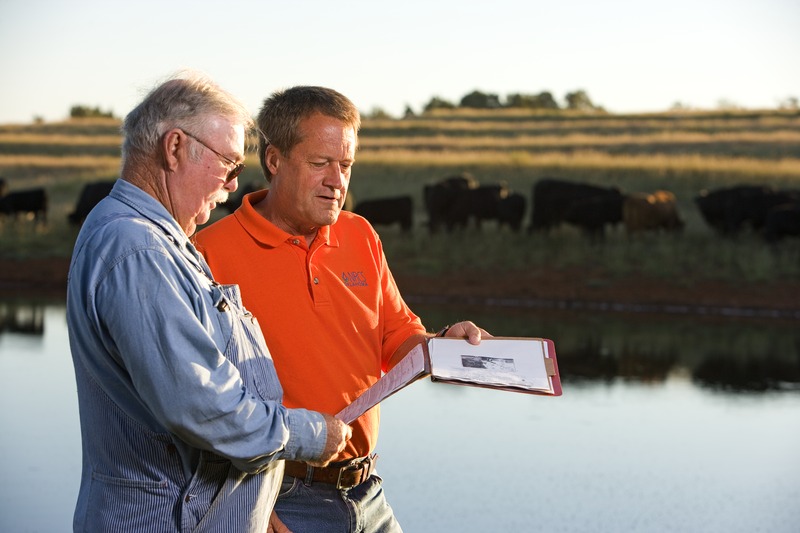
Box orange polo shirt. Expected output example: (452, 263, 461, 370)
(194, 189, 426, 461)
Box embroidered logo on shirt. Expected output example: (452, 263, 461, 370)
(341, 271, 368, 287)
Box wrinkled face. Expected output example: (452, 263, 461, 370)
(172, 118, 245, 236)
(265, 112, 356, 240)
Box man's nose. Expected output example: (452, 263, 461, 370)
(323, 164, 346, 189)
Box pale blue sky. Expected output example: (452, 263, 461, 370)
(1, 0, 798, 123)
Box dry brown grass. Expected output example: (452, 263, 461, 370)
(359, 131, 800, 148)
(0, 133, 122, 146)
(366, 109, 800, 133)
(354, 149, 800, 177)
(0, 154, 121, 170)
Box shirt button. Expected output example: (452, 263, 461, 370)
(313, 277, 319, 285)
(292, 239, 300, 245)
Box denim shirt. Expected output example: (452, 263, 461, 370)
(67, 179, 326, 532)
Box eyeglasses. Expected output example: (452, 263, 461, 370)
(181, 129, 245, 183)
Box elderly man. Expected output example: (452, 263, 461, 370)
(195, 86, 489, 532)
(67, 73, 350, 532)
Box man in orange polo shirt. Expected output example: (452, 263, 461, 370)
(194, 86, 489, 533)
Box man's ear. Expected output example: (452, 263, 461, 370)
(264, 144, 281, 175)
(161, 128, 183, 172)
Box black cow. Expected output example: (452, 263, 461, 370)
(529, 178, 623, 235)
(764, 202, 800, 242)
(497, 192, 527, 232)
(563, 194, 624, 237)
(694, 185, 800, 236)
(695, 185, 765, 235)
(354, 196, 413, 232)
(424, 173, 478, 232)
(0, 187, 47, 222)
(447, 184, 510, 230)
(68, 180, 115, 225)
(757, 189, 800, 229)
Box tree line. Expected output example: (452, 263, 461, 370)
(62, 91, 800, 122)
(420, 88, 602, 114)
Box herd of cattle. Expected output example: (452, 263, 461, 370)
(1, 175, 799, 242)
(0, 178, 113, 226)
(351, 173, 800, 243)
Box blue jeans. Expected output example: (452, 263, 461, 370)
(274, 472, 402, 533)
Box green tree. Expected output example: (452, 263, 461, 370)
(459, 90, 501, 109)
(423, 96, 456, 112)
(565, 90, 598, 111)
(506, 91, 560, 109)
(70, 105, 115, 119)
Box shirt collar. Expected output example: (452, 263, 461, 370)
(110, 179, 191, 248)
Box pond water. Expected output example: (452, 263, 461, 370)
(1, 300, 799, 532)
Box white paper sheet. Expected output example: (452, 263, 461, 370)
(428, 338, 552, 391)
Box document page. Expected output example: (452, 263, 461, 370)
(336, 342, 428, 424)
(428, 338, 553, 393)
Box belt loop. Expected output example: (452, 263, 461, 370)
(303, 464, 315, 486)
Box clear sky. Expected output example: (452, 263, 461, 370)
(1, 0, 798, 124)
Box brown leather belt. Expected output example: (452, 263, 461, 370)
(284, 454, 377, 490)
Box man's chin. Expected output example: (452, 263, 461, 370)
(196, 210, 212, 227)
(325, 211, 340, 226)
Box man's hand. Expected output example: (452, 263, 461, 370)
(267, 511, 291, 533)
(443, 320, 492, 345)
(306, 413, 352, 468)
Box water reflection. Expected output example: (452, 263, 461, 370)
(410, 301, 800, 393)
(0, 301, 45, 335)
(693, 351, 800, 392)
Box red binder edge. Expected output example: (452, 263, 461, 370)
(544, 338, 563, 396)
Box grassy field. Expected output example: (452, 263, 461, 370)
(1, 110, 799, 283)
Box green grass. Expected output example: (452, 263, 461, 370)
(373, 222, 800, 282)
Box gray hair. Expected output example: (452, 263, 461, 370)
(121, 70, 253, 166)
(256, 86, 361, 181)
